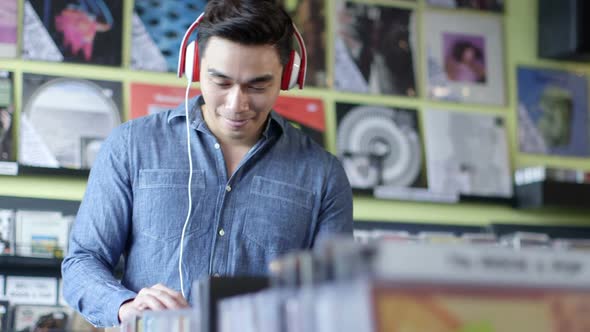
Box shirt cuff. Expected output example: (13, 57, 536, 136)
(104, 288, 138, 327)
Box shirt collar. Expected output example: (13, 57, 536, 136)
(167, 95, 284, 139)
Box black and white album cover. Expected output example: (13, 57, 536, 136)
(334, 1, 417, 96)
(19, 73, 122, 172)
(22, 0, 124, 66)
(0, 71, 15, 163)
(336, 102, 427, 201)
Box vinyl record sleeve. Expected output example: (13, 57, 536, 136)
(22, 0, 124, 66)
(424, 109, 512, 198)
(131, 0, 208, 72)
(15, 210, 68, 258)
(334, 1, 417, 96)
(0, 0, 18, 58)
(424, 11, 506, 105)
(335, 102, 425, 199)
(0, 209, 15, 255)
(0, 300, 8, 332)
(129, 82, 201, 119)
(5, 276, 58, 306)
(19, 73, 122, 172)
(0, 71, 15, 164)
(11, 304, 69, 331)
(517, 66, 589, 157)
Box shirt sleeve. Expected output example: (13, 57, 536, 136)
(312, 155, 354, 247)
(61, 122, 137, 327)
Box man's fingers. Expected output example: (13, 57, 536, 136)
(152, 283, 189, 306)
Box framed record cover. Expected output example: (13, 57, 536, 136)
(18, 73, 122, 172)
(423, 109, 512, 198)
(0, 71, 16, 166)
(12, 305, 69, 331)
(279, 0, 327, 87)
(22, 0, 124, 66)
(517, 66, 589, 157)
(424, 11, 505, 105)
(130, 82, 201, 119)
(274, 95, 326, 148)
(0, 0, 18, 58)
(334, 1, 417, 97)
(131, 0, 208, 72)
(0, 300, 8, 332)
(427, 0, 504, 12)
(336, 102, 426, 200)
(0, 209, 15, 255)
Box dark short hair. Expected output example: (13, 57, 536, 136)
(196, 0, 294, 66)
(451, 40, 484, 62)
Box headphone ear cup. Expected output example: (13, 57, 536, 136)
(185, 40, 200, 82)
(281, 51, 296, 90)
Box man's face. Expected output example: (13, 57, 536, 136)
(199, 37, 283, 146)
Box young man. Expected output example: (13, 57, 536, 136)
(62, 0, 352, 327)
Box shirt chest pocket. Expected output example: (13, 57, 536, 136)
(244, 176, 315, 253)
(134, 169, 207, 242)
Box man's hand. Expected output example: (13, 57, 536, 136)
(118, 283, 189, 323)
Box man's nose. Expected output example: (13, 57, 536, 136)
(226, 87, 249, 112)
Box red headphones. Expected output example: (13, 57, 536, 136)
(177, 13, 307, 90)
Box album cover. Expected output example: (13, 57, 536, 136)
(424, 11, 505, 105)
(334, 1, 417, 96)
(423, 109, 512, 198)
(22, 0, 123, 66)
(517, 67, 589, 157)
(336, 102, 426, 200)
(427, 0, 504, 12)
(11, 305, 69, 331)
(5, 276, 58, 306)
(373, 284, 590, 332)
(14, 210, 68, 258)
(278, 0, 327, 87)
(0, 71, 15, 163)
(19, 73, 122, 171)
(274, 95, 326, 148)
(130, 83, 326, 147)
(130, 82, 201, 119)
(0, 300, 8, 332)
(0, 1, 18, 58)
(131, 0, 208, 72)
(0, 209, 15, 255)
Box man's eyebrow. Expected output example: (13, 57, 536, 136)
(208, 69, 274, 84)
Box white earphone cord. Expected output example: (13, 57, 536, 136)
(179, 80, 194, 299)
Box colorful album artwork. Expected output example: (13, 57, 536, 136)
(130, 82, 326, 147)
(336, 102, 425, 200)
(427, 0, 504, 12)
(0, 71, 14, 162)
(517, 67, 589, 157)
(0, 0, 18, 58)
(334, 1, 417, 97)
(131, 0, 208, 72)
(424, 109, 512, 198)
(279, 0, 327, 87)
(19, 73, 123, 171)
(424, 11, 505, 105)
(374, 285, 590, 332)
(22, 0, 123, 66)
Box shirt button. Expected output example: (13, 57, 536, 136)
(219, 228, 225, 236)
(225, 185, 232, 192)
(214, 143, 220, 149)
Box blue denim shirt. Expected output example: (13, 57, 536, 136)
(61, 96, 353, 327)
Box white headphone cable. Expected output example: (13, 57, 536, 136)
(179, 80, 194, 299)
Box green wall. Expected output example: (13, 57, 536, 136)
(0, 0, 589, 227)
